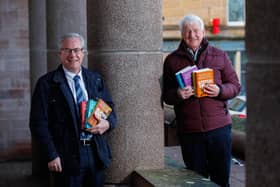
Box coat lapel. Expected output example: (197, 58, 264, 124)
(82, 67, 93, 99)
(53, 65, 80, 138)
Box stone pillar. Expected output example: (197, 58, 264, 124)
(87, 0, 164, 184)
(246, 0, 280, 186)
(46, 0, 87, 71)
(29, 0, 48, 176)
(29, 0, 47, 92)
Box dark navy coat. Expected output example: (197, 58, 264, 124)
(30, 65, 117, 175)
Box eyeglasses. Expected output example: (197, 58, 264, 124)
(60, 48, 84, 54)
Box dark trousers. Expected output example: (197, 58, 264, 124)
(179, 125, 232, 187)
(52, 145, 104, 187)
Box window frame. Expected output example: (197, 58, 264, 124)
(226, 0, 246, 26)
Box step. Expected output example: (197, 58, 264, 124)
(132, 156, 219, 187)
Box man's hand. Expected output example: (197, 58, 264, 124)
(203, 83, 220, 97)
(48, 157, 62, 173)
(86, 116, 110, 135)
(177, 86, 194, 100)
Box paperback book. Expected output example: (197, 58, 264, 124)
(80, 98, 112, 129)
(192, 68, 214, 98)
(175, 65, 198, 88)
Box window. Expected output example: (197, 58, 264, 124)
(227, 0, 245, 26)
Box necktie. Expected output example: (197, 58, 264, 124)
(73, 75, 92, 140)
(73, 75, 85, 105)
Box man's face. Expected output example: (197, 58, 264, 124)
(58, 37, 85, 74)
(182, 22, 205, 51)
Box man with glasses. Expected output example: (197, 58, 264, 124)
(30, 33, 116, 187)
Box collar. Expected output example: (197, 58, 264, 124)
(62, 66, 82, 80)
(186, 46, 202, 62)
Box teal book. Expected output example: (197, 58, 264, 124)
(84, 99, 97, 129)
(175, 72, 185, 88)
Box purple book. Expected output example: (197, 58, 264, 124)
(180, 65, 198, 87)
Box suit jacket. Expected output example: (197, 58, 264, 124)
(30, 65, 117, 175)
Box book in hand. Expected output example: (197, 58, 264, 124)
(192, 68, 214, 98)
(175, 65, 198, 88)
(94, 99, 112, 119)
(80, 101, 87, 129)
(81, 98, 112, 129)
(84, 99, 97, 129)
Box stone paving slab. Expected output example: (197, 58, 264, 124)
(0, 161, 46, 187)
(164, 146, 245, 187)
(135, 167, 219, 187)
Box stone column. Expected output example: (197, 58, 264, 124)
(29, 0, 48, 177)
(87, 0, 164, 184)
(29, 0, 47, 92)
(46, 0, 87, 71)
(246, 0, 280, 186)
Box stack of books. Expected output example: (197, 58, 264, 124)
(80, 98, 112, 129)
(175, 65, 198, 88)
(175, 65, 214, 98)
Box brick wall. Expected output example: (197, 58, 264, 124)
(162, 0, 245, 40)
(0, 0, 30, 160)
(163, 0, 227, 26)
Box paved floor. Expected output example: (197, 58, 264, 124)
(165, 146, 245, 187)
(0, 146, 245, 187)
(0, 160, 42, 187)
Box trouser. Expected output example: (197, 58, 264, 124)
(52, 144, 104, 187)
(179, 125, 232, 187)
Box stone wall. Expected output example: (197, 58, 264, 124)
(0, 0, 30, 160)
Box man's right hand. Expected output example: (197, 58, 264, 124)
(177, 86, 194, 100)
(48, 157, 62, 172)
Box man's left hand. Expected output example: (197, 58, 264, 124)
(86, 117, 110, 135)
(203, 83, 220, 97)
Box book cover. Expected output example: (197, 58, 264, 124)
(192, 68, 214, 98)
(80, 101, 87, 129)
(84, 99, 97, 129)
(87, 98, 112, 127)
(175, 65, 198, 88)
(180, 65, 198, 87)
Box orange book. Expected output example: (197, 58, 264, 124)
(87, 115, 99, 127)
(192, 68, 214, 98)
(87, 98, 112, 127)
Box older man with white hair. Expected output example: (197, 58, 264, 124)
(162, 14, 241, 187)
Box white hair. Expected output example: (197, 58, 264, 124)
(179, 14, 205, 33)
(58, 32, 87, 50)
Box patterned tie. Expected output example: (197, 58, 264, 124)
(73, 75, 85, 105)
(73, 75, 92, 140)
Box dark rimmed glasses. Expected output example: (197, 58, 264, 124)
(60, 48, 84, 54)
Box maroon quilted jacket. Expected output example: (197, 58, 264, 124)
(162, 39, 241, 133)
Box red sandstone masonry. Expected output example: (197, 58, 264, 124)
(0, 0, 30, 160)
